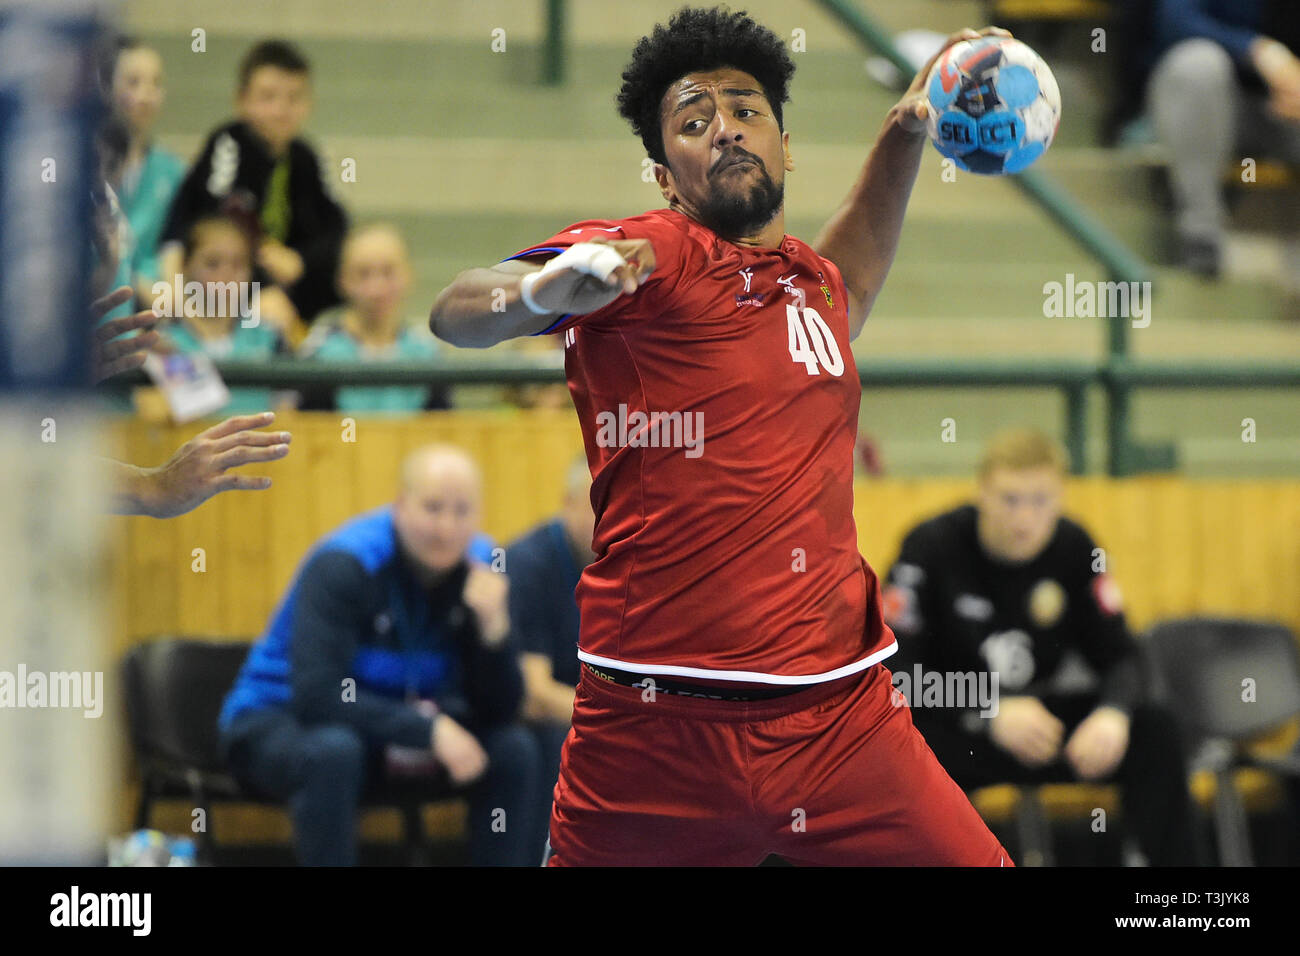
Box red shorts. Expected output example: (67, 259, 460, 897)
(545, 663, 1013, 866)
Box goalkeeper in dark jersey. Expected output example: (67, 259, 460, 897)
(882, 428, 1199, 865)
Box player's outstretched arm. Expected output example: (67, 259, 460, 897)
(107, 412, 291, 518)
(814, 27, 1010, 340)
(429, 238, 655, 348)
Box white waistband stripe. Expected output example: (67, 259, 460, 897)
(576, 641, 898, 685)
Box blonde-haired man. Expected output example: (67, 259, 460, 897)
(882, 428, 1198, 865)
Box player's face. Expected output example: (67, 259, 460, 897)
(655, 68, 793, 241)
(237, 67, 311, 156)
(393, 471, 481, 574)
(976, 466, 1063, 563)
(339, 233, 411, 322)
(112, 48, 165, 134)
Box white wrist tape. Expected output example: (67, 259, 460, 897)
(546, 241, 628, 281)
(520, 242, 629, 315)
(518, 271, 552, 315)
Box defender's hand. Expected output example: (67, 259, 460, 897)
(90, 286, 160, 383)
(138, 412, 291, 518)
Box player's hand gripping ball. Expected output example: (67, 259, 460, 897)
(924, 35, 1061, 175)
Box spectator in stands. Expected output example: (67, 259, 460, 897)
(1148, 0, 1300, 279)
(158, 39, 347, 331)
(882, 428, 1199, 865)
(217, 444, 542, 866)
(153, 214, 294, 416)
(299, 224, 449, 412)
(504, 455, 593, 854)
(102, 37, 185, 306)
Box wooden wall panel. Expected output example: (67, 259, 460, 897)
(109, 413, 1300, 655)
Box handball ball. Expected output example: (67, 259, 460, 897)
(924, 36, 1061, 175)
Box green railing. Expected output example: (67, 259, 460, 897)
(105, 352, 1300, 475)
(542, 0, 566, 85)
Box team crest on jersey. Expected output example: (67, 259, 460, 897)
(817, 271, 834, 309)
(1028, 578, 1066, 628)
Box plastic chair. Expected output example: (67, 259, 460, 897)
(122, 637, 452, 864)
(1143, 617, 1300, 866)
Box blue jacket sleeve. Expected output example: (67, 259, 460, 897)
(1156, 0, 1262, 65)
(289, 549, 435, 749)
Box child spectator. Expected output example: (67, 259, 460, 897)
(300, 224, 449, 413)
(155, 215, 294, 416)
(158, 39, 347, 327)
(103, 38, 185, 306)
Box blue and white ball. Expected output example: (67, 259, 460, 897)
(924, 36, 1061, 175)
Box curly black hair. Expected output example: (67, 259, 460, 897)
(616, 6, 795, 167)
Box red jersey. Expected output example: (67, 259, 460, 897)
(507, 208, 896, 682)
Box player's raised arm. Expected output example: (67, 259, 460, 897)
(429, 238, 656, 348)
(813, 27, 1010, 339)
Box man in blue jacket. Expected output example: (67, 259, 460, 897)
(218, 445, 541, 865)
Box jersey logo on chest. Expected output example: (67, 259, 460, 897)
(734, 267, 766, 307)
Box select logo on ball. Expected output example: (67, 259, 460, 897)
(978, 113, 1022, 153)
(923, 36, 1061, 175)
(937, 110, 978, 156)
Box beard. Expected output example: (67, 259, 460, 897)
(695, 151, 784, 240)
